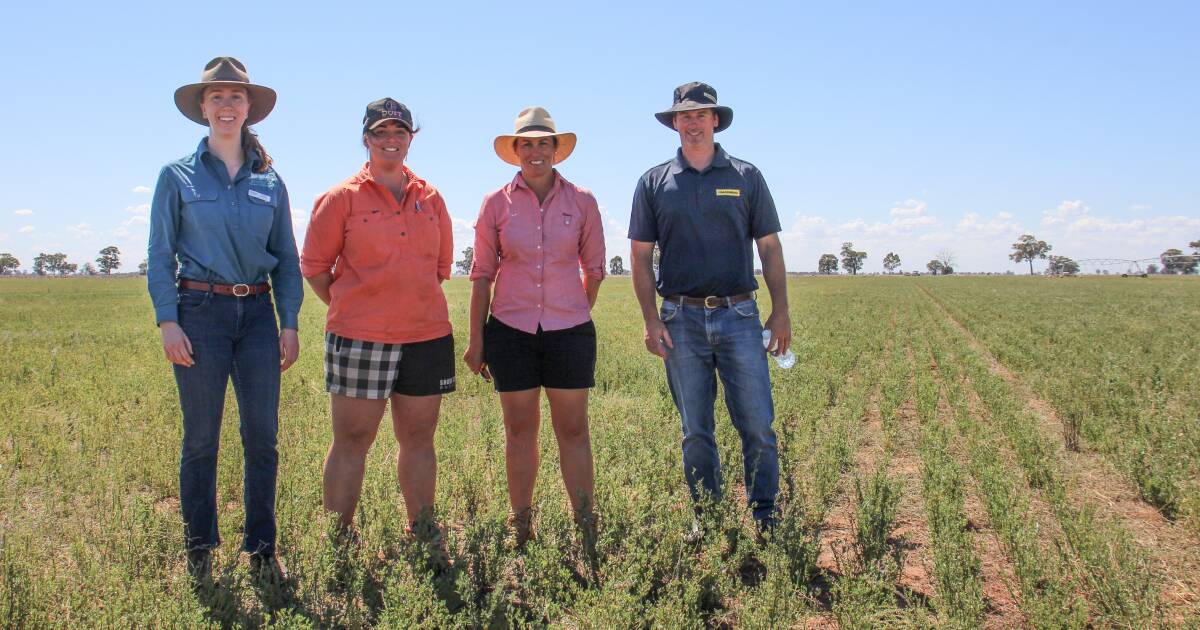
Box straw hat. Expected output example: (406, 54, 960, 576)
(493, 107, 577, 166)
(173, 57, 277, 126)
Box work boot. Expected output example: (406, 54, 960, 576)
(408, 516, 451, 573)
(186, 548, 212, 588)
(508, 508, 536, 549)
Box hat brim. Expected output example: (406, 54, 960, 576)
(174, 81, 277, 127)
(654, 104, 733, 133)
(493, 131, 577, 166)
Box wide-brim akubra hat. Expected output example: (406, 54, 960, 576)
(174, 56, 277, 127)
(655, 81, 733, 132)
(493, 106, 577, 166)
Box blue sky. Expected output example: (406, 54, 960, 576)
(1, 1, 1197, 274)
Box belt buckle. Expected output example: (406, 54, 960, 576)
(231, 283, 251, 297)
(703, 295, 723, 308)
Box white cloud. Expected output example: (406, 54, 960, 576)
(18, 225, 35, 234)
(13, 208, 33, 216)
(889, 199, 927, 217)
(131, 185, 152, 194)
(67, 222, 94, 238)
(125, 203, 149, 215)
(123, 215, 149, 226)
(1129, 203, 1151, 212)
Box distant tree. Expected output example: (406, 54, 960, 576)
(82, 262, 97, 275)
(1161, 248, 1198, 274)
(1009, 234, 1052, 275)
(882, 252, 901, 273)
(0, 252, 18, 274)
(138, 259, 148, 275)
(935, 248, 957, 271)
(1145, 263, 1159, 274)
(1191, 239, 1200, 254)
(96, 245, 121, 274)
(455, 246, 474, 275)
(818, 253, 838, 274)
(34, 252, 74, 276)
(926, 259, 945, 275)
(1046, 255, 1080, 276)
(840, 242, 866, 275)
(609, 255, 625, 276)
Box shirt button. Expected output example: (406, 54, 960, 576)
(537, 226, 541, 230)
(401, 232, 406, 236)
(537, 245, 541, 249)
(537, 284, 541, 287)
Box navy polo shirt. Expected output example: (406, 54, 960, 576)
(629, 144, 781, 298)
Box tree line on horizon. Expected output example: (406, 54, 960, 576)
(4, 238, 1197, 278)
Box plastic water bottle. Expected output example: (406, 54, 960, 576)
(762, 330, 796, 369)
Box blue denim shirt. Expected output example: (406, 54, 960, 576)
(148, 138, 302, 329)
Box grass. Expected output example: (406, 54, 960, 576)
(1, 275, 1197, 627)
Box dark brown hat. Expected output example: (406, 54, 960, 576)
(654, 81, 733, 132)
(363, 98, 414, 134)
(174, 57, 277, 127)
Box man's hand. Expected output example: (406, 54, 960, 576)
(160, 321, 194, 367)
(644, 319, 673, 358)
(462, 341, 492, 382)
(762, 311, 792, 356)
(279, 328, 300, 372)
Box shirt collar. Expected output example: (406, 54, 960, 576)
(508, 169, 567, 195)
(196, 137, 264, 173)
(669, 143, 731, 175)
(354, 162, 425, 191)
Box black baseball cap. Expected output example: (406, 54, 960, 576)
(363, 98, 413, 133)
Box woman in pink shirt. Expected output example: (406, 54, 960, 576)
(464, 107, 606, 547)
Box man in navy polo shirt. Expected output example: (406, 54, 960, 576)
(629, 81, 791, 537)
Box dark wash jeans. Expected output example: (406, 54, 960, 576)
(173, 288, 280, 554)
(660, 298, 779, 522)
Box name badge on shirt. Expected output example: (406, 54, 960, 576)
(248, 189, 272, 203)
(715, 189, 741, 197)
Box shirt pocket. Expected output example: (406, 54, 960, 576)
(179, 187, 223, 232)
(245, 188, 277, 244)
(549, 209, 583, 262)
(343, 209, 398, 267)
(409, 208, 442, 264)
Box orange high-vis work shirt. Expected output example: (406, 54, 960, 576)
(301, 164, 453, 344)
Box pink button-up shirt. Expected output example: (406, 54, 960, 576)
(470, 171, 606, 334)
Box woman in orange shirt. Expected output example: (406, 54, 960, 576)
(301, 98, 454, 548)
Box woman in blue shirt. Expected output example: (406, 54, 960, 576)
(147, 57, 302, 587)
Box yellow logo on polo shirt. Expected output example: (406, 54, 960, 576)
(715, 188, 741, 197)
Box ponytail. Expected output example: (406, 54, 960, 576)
(241, 125, 273, 173)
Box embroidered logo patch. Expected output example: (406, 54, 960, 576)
(439, 377, 455, 390)
(715, 189, 741, 197)
(249, 171, 278, 189)
(248, 189, 272, 203)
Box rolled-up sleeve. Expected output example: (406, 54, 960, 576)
(578, 193, 606, 280)
(147, 166, 181, 325)
(300, 190, 345, 279)
(436, 194, 453, 281)
(267, 180, 303, 330)
(469, 195, 500, 282)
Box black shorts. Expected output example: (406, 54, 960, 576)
(483, 317, 596, 393)
(324, 332, 456, 399)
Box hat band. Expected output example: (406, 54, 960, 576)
(516, 124, 555, 134)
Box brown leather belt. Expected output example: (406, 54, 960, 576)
(665, 293, 754, 308)
(179, 279, 271, 297)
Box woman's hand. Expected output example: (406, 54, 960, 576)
(462, 341, 491, 382)
(279, 328, 300, 372)
(160, 321, 194, 367)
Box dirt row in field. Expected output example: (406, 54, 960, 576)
(918, 283, 1200, 619)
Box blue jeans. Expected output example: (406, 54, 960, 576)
(660, 298, 779, 522)
(173, 288, 280, 554)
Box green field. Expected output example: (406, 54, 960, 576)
(2, 276, 1198, 628)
